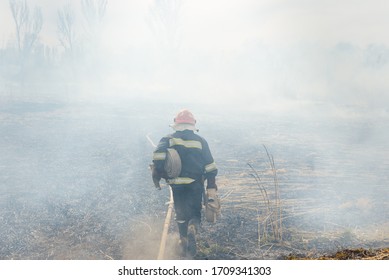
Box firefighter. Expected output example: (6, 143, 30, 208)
(151, 109, 219, 256)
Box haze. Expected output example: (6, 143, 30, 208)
(1, 0, 388, 114)
(0, 0, 388, 260)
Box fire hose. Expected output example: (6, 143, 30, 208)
(146, 134, 173, 260)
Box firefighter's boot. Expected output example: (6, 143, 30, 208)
(187, 219, 199, 257)
(178, 237, 188, 256)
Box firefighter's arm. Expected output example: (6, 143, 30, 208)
(201, 139, 220, 208)
(150, 163, 161, 190)
(152, 136, 170, 180)
(202, 139, 218, 189)
(206, 175, 217, 190)
(206, 176, 218, 203)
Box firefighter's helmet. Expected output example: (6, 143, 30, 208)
(174, 109, 196, 125)
(171, 109, 198, 131)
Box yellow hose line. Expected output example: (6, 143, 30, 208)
(157, 187, 174, 260)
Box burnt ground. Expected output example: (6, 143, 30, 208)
(1, 99, 388, 260)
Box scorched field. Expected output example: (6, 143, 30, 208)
(1, 99, 388, 260)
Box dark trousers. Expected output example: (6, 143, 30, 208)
(171, 181, 203, 238)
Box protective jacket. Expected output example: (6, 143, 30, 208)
(152, 130, 217, 187)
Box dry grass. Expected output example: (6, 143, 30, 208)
(286, 248, 389, 260)
(196, 142, 389, 260)
(2, 101, 389, 260)
(247, 145, 283, 245)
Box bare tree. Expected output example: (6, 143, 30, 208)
(24, 8, 43, 55)
(57, 3, 76, 55)
(79, 0, 108, 87)
(9, 0, 43, 56)
(148, 0, 183, 51)
(9, 0, 28, 53)
(81, 0, 107, 43)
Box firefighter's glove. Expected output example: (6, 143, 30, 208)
(150, 164, 161, 190)
(206, 188, 221, 212)
(207, 176, 218, 190)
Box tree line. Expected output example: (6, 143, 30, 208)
(0, 0, 108, 97)
(0, 0, 184, 99)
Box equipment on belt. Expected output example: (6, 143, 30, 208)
(164, 148, 182, 179)
(204, 188, 221, 223)
(151, 148, 182, 189)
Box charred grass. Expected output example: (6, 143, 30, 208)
(1, 101, 389, 260)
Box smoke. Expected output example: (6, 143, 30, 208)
(1, 0, 389, 259)
(1, 0, 388, 116)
